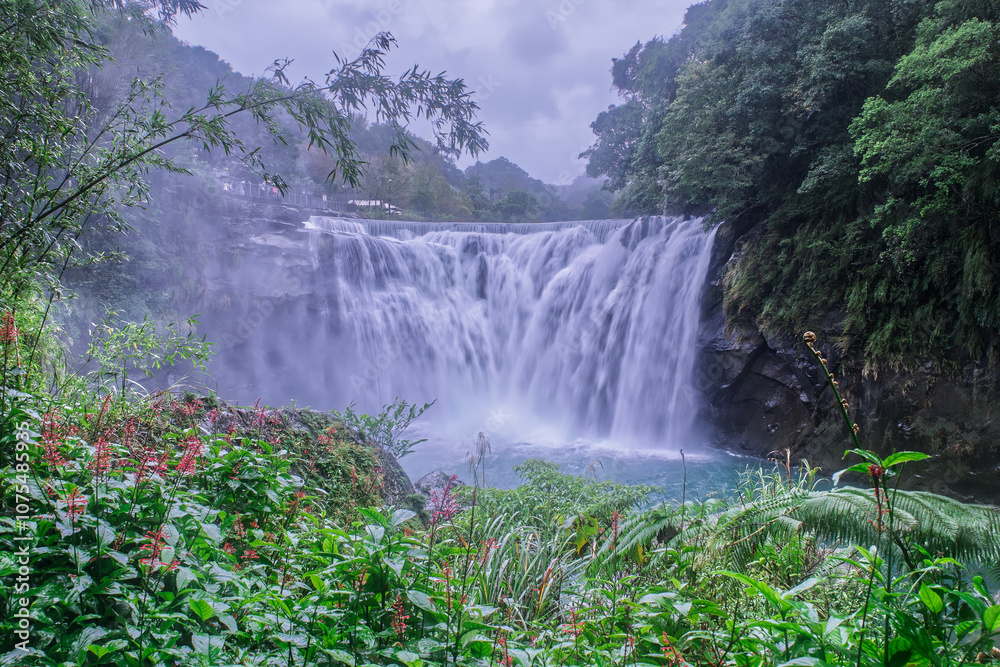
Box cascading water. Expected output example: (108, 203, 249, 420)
(209, 215, 718, 450)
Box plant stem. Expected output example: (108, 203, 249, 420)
(680, 448, 687, 532)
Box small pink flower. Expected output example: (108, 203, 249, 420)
(391, 595, 409, 638)
(63, 489, 87, 518)
(88, 437, 113, 475)
(175, 435, 202, 476)
(0, 312, 19, 343)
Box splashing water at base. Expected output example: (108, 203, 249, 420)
(400, 424, 762, 503)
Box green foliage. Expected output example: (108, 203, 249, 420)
(491, 190, 541, 223)
(466, 459, 654, 532)
(334, 396, 435, 459)
(587, 0, 1000, 364)
(849, 14, 1000, 359)
(2, 380, 999, 667)
(288, 423, 384, 520)
(74, 314, 211, 401)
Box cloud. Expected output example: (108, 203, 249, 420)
(506, 11, 566, 64)
(172, 0, 690, 183)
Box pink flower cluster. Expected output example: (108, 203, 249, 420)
(0, 311, 19, 343)
(139, 528, 177, 571)
(429, 475, 460, 525)
(176, 435, 202, 476)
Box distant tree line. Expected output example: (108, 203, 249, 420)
(86, 19, 610, 224)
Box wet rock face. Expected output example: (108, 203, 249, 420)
(374, 446, 417, 506)
(700, 324, 1000, 499)
(415, 471, 467, 498)
(698, 225, 1000, 500)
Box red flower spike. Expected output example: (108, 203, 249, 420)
(391, 595, 409, 638)
(0, 312, 20, 343)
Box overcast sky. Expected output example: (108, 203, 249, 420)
(172, 0, 692, 184)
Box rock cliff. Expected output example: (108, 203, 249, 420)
(699, 221, 1000, 502)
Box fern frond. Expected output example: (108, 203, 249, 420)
(589, 503, 679, 575)
(682, 478, 1000, 573)
(889, 490, 1000, 562)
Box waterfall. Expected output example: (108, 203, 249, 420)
(211, 215, 717, 448)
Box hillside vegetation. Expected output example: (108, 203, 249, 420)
(584, 0, 1000, 366)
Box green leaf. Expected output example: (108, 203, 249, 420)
(845, 449, 882, 465)
(355, 625, 376, 649)
(71, 627, 107, 659)
(882, 451, 930, 467)
(175, 566, 198, 591)
(358, 508, 386, 527)
(395, 650, 422, 667)
(200, 522, 223, 545)
(783, 577, 820, 600)
(87, 645, 110, 659)
(218, 614, 238, 633)
(159, 546, 175, 564)
(275, 633, 308, 647)
(459, 630, 491, 650)
(366, 525, 385, 544)
(638, 592, 675, 606)
(324, 648, 356, 666)
(391, 509, 416, 527)
(189, 598, 215, 622)
(192, 633, 223, 654)
(952, 591, 987, 616)
(470, 604, 498, 618)
(886, 649, 913, 667)
(985, 605, 1000, 634)
(96, 523, 116, 550)
(407, 590, 438, 613)
(954, 619, 979, 641)
(714, 570, 789, 612)
(0, 554, 17, 577)
(919, 584, 943, 614)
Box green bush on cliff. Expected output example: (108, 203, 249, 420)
(585, 0, 1000, 365)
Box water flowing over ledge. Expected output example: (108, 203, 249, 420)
(212, 215, 718, 449)
(302, 217, 636, 242)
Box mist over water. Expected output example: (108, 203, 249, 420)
(208, 215, 720, 464)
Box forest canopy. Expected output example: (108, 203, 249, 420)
(584, 0, 1000, 366)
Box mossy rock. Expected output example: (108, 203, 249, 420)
(166, 398, 416, 519)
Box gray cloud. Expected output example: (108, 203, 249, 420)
(173, 0, 690, 183)
(507, 10, 566, 64)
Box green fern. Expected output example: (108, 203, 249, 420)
(711, 483, 1000, 573)
(594, 469, 1000, 579)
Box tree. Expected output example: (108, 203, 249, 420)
(461, 175, 492, 220)
(580, 190, 614, 220)
(849, 14, 1000, 358)
(492, 190, 540, 223)
(0, 0, 487, 377)
(362, 153, 408, 213)
(584, 0, 1000, 364)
